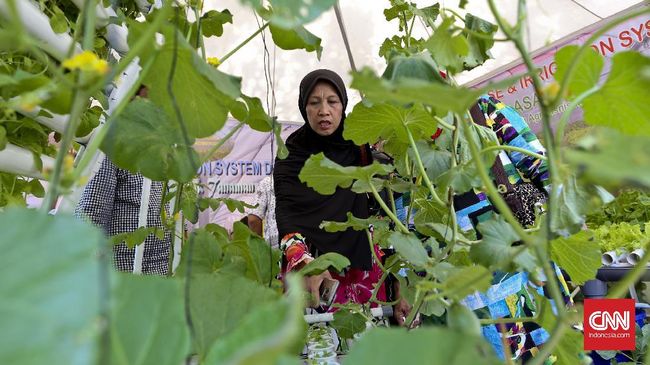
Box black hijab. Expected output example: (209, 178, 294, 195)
(274, 69, 372, 270)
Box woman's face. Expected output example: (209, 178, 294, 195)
(306, 81, 343, 136)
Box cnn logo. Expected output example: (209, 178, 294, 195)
(584, 299, 635, 350)
(588, 310, 629, 331)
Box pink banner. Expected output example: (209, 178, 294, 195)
(470, 9, 650, 139)
(196, 120, 300, 230)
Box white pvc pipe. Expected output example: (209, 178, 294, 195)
(0, 143, 55, 179)
(304, 306, 393, 324)
(69, 0, 129, 55)
(602, 250, 628, 266)
(627, 249, 645, 265)
(132, 177, 152, 274)
(0, 0, 82, 60)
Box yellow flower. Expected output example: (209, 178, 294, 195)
(542, 81, 560, 103)
(62, 51, 109, 75)
(207, 57, 221, 67)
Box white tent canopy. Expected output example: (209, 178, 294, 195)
(205, 0, 644, 124)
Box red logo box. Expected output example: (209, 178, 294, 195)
(584, 299, 635, 350)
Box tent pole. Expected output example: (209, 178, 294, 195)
(334, 1, 357, 73)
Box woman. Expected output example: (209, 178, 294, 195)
(273, 69, 411, 324)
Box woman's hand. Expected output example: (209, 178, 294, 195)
(304, 270, 333, 308)
(394, 298, 417, 327)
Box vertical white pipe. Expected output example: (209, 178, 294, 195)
(132, 177, 152, 274)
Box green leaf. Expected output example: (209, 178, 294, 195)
(549, 231, 600, 285)
(331, 305, 367, 339)
(462, 14, 498, 70)
(381, 53, 447, 84)
(181, 183, 199, 224)
(26, 178, 45, 197)
(387, 231, 429, 268)
(266, 0, 336, 29)
(410, 140, 452, 182)
(101, 98, 200, 182)
(320, 211, 389, 232)
(201, 9, 233, 37)
(299, 252, 351, 276)
(141, 27, 240, 138)
(582, 51, 650, 136)
(351, 67, 518, 115)
(554, 45, 603, 98)
(446, 303, 481, 336)
(230, 95, 273, 132)
(49, 6, 69, 34)
(344, 103, 438, 146)
(269, 24, 323, 60)
(442, 266, 492, 300)
(565, 128, 650, 189)
(435, 163, 482, 193)
(413, 4, 440, 25)
(204, 275, 306, 365)
(175, 229, 226, 277)
(110, 226, 157, 248)
(470, 215, 536, 271)
(0, 125, 8, 150)
(0, 209, 104, 365)
(551, 175, 602, 235)
(188, 273, 280, 358)
(198, 197, 256, 214)
(299, 153, 393, 195)
(412, 198, 450, 236)
(228, 222, 281, 284)
(343, 327, 500, 364)
(110, 275, 190, 365)
(424, 17, 469, 74)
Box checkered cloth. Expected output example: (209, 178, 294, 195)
(248, 176, 279, 248)
(75, 157, 171, 275)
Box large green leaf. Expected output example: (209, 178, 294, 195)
(435, 163, 482, 193)
(442, 266, 492, 300)
(188, 273, 280, 358)
(101, 98, 200, 182)
(269, 24, 323, 60)
(381, 52, 447, 84)
(387, 231, 429, 268)
(331, 304, 367, 339)
(549, 231, 599, 285)
(320, 211, 389, 232)
(228, 222, 281, 284)
(351, 67, 518, 115)
(582, 51, 650, 136)
(554, 45, 603, 98)
(299, 252, 350, 276)
(550, 175, 603, 235)
(299, 153, 393, 195)
(410, 140, 452, 181)
(269, 0, 336, 29)
(175, 229, 227, 277)
(470, 215, 537, 271)
(0, 209, 104, 365)
(140, 28, 241, 138)
(424, 17, 469, 73)
(565, 128, 650, 189)
(344, 103, 438, 146)
(204, 275, 306, 365)
(229, 95, 273, 132)
(110, 275, 190, 365)
(462, 14, 498, 70)
(343, 327, 500, 364)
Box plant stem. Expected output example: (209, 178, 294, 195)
(369, 183, 409, 234)
(366, 229, 386, 272)
(199, 122, 244, 165)
(81, 0, 96, 51)
(433, 115, 455, 130)
(479, 145, 547, 161)
(554, 85, 599, 142)
(219, 22, 269, 65)
(406, 127, 445, 206)
(459, 114, 531, 245)
(479, 315, 537, 325)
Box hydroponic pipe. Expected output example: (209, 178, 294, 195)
(69, 0, 129, 55)
(0, 143, 55, 179)
(0, 0, 82, 60)
(304, 306, 393, 324)
(14, 104, 93, 144)
(132, 177, 152, 275)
